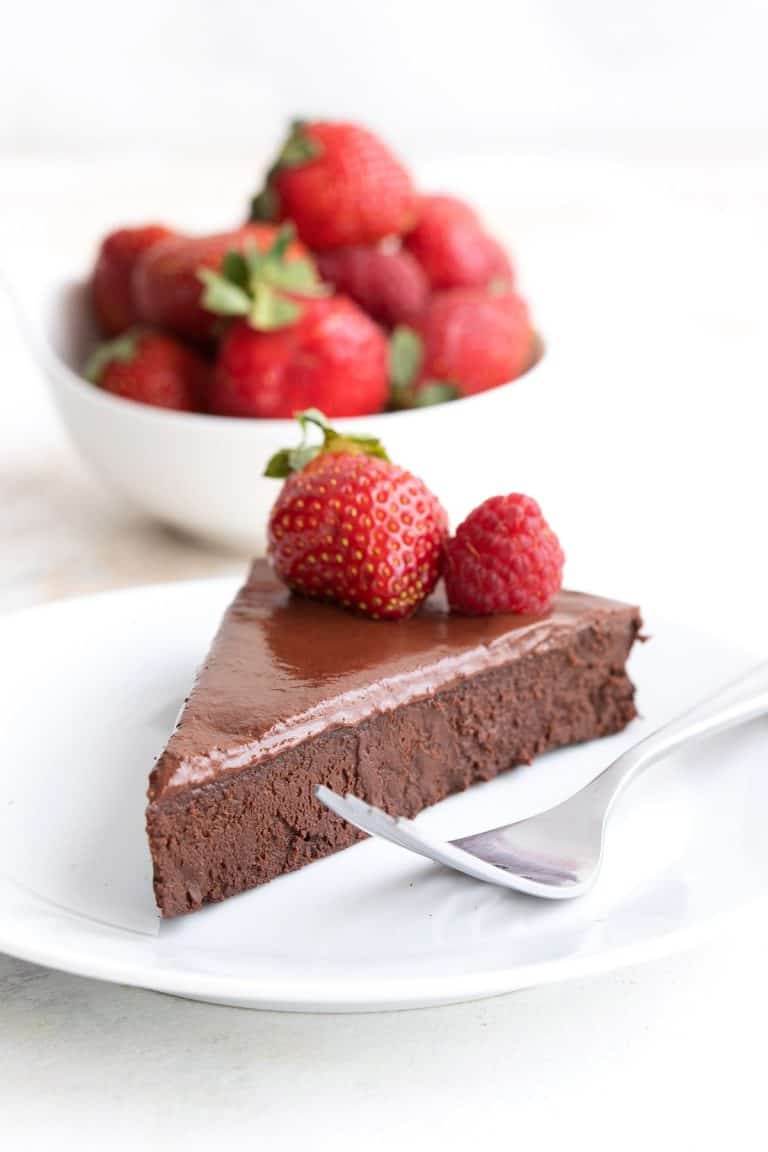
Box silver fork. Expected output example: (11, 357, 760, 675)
(317, 661, 768, 899)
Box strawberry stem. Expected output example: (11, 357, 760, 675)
(199, 224, 325, 332)
(387, 327, 458, 408)
(389, 326, 422, 390)
(249, 120, 321, 223)
(408, 381, 460, 407)
(85, 329, 142, 384)
(264, 409, 390, 478)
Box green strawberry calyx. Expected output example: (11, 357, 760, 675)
(264, 409, 390, 478)
(388, 325, 460, 410)
(84, 329, 143, 384)
(198, 224, 326, 332)
(250, 119, 321, 223)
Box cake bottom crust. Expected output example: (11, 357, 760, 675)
(147, 614, 640, 917)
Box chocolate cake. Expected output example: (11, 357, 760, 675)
(147, 560, 641, 917)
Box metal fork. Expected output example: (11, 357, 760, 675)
(317, 661, 768, 899)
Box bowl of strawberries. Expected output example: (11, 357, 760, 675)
(32, 120, 546, 552)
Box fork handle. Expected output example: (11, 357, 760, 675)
(585, 660, 768, 813)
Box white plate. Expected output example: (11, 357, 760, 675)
(0, 578, 765, 1012)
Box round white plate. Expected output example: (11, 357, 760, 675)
(0, 579, 765, 1012)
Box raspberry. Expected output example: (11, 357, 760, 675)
(444, 494, 564, 616)
(315, 245, 429, 328)
(266, 412, 448, 620)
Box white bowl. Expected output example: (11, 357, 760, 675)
(22, 277, 551, 553)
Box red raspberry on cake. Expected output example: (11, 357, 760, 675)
(91, 224, 174, 335)
(85, 329, 208, 412)
(265, 411, 448, 620)
(444, 494, 564, 617)
(250, 120, 417, 249)
(404, 194, 514, 292)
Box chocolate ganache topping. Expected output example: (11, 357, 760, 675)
(150, 559, 637, 799)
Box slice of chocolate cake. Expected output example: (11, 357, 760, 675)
(147, 559, 641, 917)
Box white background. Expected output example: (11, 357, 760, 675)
(2, 0, 768, 160)
(2, 3, 768, 1149)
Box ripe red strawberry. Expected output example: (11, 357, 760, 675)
(266, 411, 448, 620)
(210, 297, 388, 419)
(404, 194, 514, 292)
(414, 289, 534, 398)
(91, 224, 174, 335)
(251, 120, 417, 250)
(445, 494, 564, 617)
(85, 329, 208, 412)
(201, 230, 388, 418)
(415, 195, 479, 225)
(315, 245, 429, 328)
(133, 223, 311, 342)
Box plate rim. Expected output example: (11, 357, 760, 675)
(0, 874, 761, 1012)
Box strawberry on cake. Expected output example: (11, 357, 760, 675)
(146, 413, 641, 916)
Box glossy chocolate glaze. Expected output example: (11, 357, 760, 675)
(151, 560, 638, 801)
(150, 560, 637, 798)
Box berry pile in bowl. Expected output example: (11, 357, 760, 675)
(29, 119, 548, 552)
